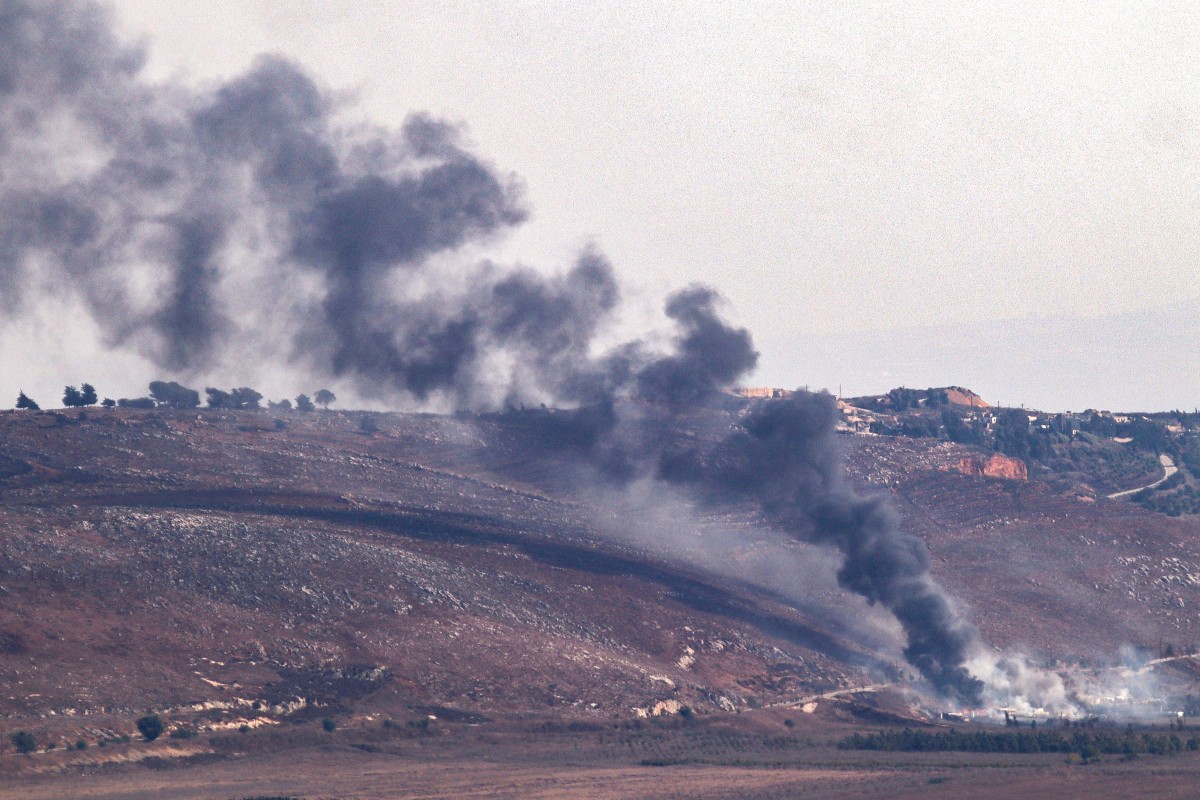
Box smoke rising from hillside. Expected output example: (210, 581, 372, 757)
(718, 395, 983, 703)
(1, 0, 987, 704)
(635, 286, 759, 405)
(0, 0, 635, 407)
(592, 390, 983, 705)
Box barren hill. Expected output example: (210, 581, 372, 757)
(843, 434, 1200, 656)
(2, 403, 1200, 751)
(0, 406, 878, 744)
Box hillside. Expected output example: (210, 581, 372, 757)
(0, 406, 882, 740)
(4, 399, 1200, 794)
(844, 434, 1200, 656)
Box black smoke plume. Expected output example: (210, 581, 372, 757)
(635, 286, 758, 405)
(0, 0, 612, 406)
(0, 0, 985, 704)
(710, 394, 984, 705)
(0, 0, 748, 410)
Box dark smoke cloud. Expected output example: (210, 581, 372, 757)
(635, 286, 758, 405)
(717, 394, 983, 704)
(152, 209, 231, 369)
(584, 387, 983, 704)
(1, 0, 985, 703)
(0, 0, 740, 410)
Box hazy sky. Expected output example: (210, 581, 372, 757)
(7, 2, 1198, 411)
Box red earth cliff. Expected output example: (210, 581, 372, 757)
(952, 453, 1028, 481)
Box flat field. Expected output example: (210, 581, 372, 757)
(6, 713, 1200, 800)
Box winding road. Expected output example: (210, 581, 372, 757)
(1107, 454, 1177, 500)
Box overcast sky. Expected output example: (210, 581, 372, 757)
(7, 2, 1197, 412)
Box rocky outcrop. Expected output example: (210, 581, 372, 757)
(952, 453, 1027, 481)
(944, 386, 989, 408)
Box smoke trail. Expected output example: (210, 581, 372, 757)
(0, 0, 756, 412)
(635, 285, 758, 405)
(0, 0, 987, 703)
(717, 394, 984, 704)
(629, 385, 982, 703)
(523, 291, 984, 703)
(0, 1, 632, 407)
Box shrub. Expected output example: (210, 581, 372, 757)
(169, 727, 196, 740)
(11, 730, 36, 753)
(322, 717, 337, 733)
(136, 714, 165, 742)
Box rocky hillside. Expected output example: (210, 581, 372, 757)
(0, 406, 880, 747)
(1, 401, 1199, 750)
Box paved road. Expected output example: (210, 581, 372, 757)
(1108, 454, 1177, 500)
(770, 684, 886, 710)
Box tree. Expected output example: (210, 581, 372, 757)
(942, 408, 984, 446)
(924, 387, 949, 407)
(149, 381, 200, 409)
(61, 383, 98, 407)
(11, 730, 36, 754)
(358, 415, 379, 435)
(322, 717, 337, 732)
(62, 385, 84, 407)
(205, 388, 231, 408)
(314, 389, 336, 410)
(885, 386, 924, 411)
(268, 398, 292, 411)
(205, 387, 262, 410)
(1129, 417, 1170, 453)
(136, 714, 165, 742)
(15, 391, 39, 410)
(117, 397, 156, 409)
(101, 398, 116, 409)
(230, 387, 262, 409)
(295, 393, 315, 412)
(993, 408, 1033, 460)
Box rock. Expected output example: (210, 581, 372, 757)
(943, 386, 989, 407)
(952, 454, 1028, 481)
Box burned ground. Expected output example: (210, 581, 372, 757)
(4, 405, 1200, 796)
(0, 406, 876, 740)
